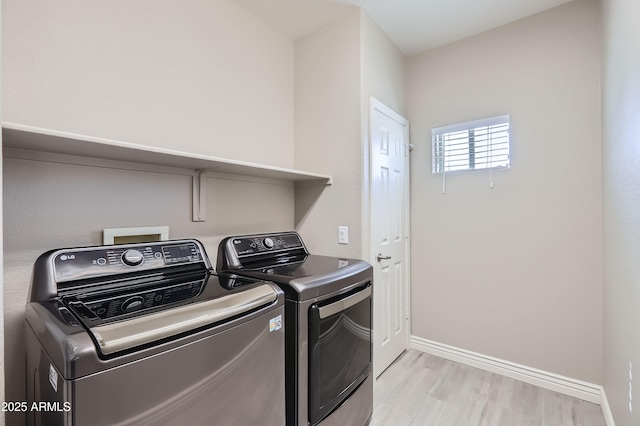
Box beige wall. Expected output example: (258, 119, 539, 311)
(602, 0, 640, 423)
(360, 11, 406, 118)
(2, 0, 614, 423)
(1, 3, 407, 421)
(0, 0, 4, 423)
(2, 1, 297, 423)
(2, 153, 294, 425)
(2, 0, 294, 169)
(407, 0, 602, 383)
(293, 9, 406, 260)
(360, 11, 407, 260)
(294, 8, 363, 258)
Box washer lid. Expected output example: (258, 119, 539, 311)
(225, 255, 373, 301)
(88, 283, 278, 355)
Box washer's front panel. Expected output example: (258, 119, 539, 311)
(72, 306, 285, 426)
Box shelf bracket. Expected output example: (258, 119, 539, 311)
(192, 170, 209, 222)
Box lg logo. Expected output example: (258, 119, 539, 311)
(59, 254, 76, 261)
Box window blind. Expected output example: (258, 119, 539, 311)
(432, 115, 510, 174)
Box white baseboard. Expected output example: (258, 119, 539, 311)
(410, 336, 616, 425)
(410, 336, 601, 404)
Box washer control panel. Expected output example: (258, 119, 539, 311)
(68, 278, 205, 320)
(53, 240, 205, 283)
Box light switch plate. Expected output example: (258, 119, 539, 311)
(338, 226, 349, 244)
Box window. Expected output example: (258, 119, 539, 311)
(432, 115, 510, 174)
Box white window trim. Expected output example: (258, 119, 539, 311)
(432, 114, 510, 175)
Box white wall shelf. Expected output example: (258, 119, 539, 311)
(2, 123, 332, 184)
(2, 123, 332, 222)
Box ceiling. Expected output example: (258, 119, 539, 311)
(234, 0, 575, 55)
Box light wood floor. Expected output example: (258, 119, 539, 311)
(371, 350, 606, 426)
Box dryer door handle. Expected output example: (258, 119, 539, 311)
(318, 286, 371, 319)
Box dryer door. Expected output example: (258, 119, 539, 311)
(308, 284, 372, 426)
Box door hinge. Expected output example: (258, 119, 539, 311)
(404, 143, 414, 157)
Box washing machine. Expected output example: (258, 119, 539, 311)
(25, 239, 285, 425)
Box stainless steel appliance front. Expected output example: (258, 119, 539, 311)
(26, 239, 286, 425)
(289, 282, 373, 426)
(308, 284, 372, 425)
(217, 231, 373, 426)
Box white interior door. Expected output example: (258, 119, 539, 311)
(370, 98, 410, 378)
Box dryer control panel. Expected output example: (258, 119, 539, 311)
(217, 232, 308, 270)
(230, 233, 304, 257)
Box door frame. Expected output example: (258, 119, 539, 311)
(368, 97, 411, 378)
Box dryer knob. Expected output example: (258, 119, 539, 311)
(263, 238, 274, 249)
(122, 249, 144, 266)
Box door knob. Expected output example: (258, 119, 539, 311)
(376, 253, 391, 262)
